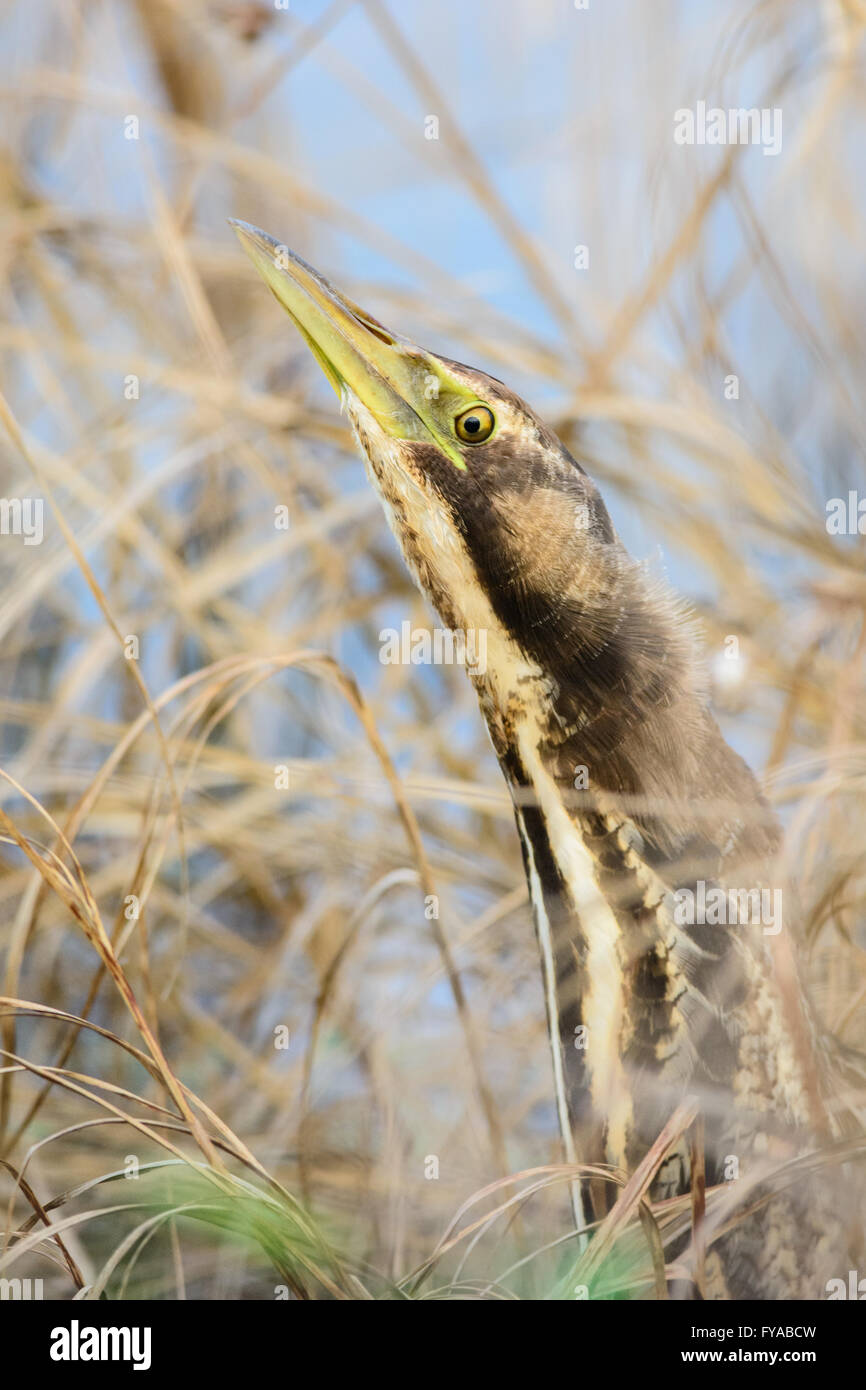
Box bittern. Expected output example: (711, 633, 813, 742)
(232, 220, 860, 1299)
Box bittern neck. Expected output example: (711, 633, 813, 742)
(426, 523, 798, 1173)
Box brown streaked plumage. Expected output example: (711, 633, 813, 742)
(233, 220, 862, 1299)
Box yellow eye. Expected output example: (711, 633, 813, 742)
(454, 404, 495, 443)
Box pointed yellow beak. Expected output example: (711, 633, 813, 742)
(230, 220, 466, 468)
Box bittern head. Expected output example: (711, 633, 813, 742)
(232, 221, 692, 731)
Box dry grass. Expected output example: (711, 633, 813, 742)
(0, 0, 864, 1299)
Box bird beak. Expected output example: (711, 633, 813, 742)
(230, 220, 466, 469)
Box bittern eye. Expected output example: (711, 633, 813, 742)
(454, 404, 495, 443)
